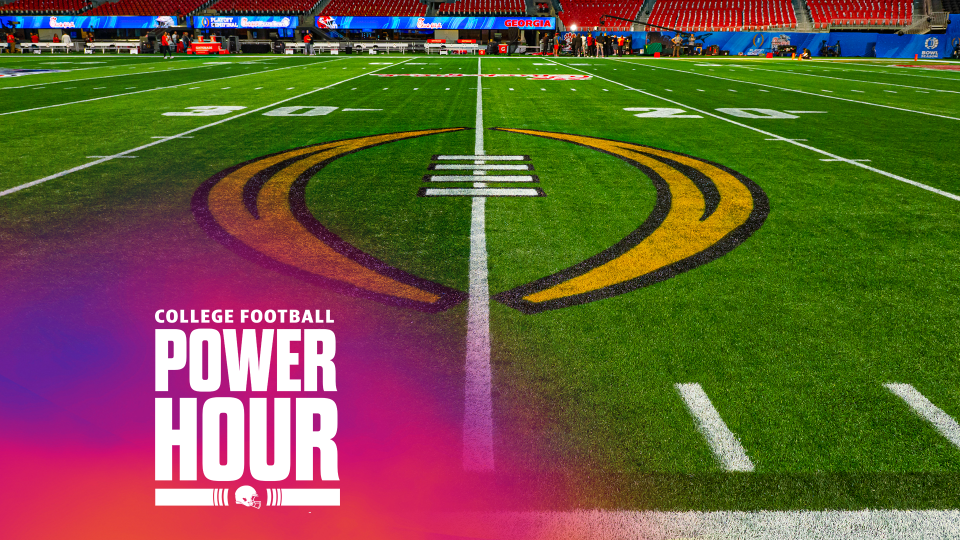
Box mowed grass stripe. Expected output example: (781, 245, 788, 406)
(0, 58, 412, 198)
(549, 59, 960, 201)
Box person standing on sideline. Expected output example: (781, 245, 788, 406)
(304, 31, 313, 55)
(6, 32, 15, 54)
(61, 31, 72, 52)
(671, 33, 682, 57)
(617, 35, 624, 56)
(160, 32, 170, 59)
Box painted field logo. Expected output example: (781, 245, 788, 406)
(193, 129, 768, 314)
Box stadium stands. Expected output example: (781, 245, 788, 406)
(83, 0, 206, 16)
(646, 0, 797, 30)
(557, 1, 645, 29)
(0, 0, 91, 14)
(437, 0, 526, 15)
(806, 0, 913, 27)
(206, 0, 321, 14)
(317, 0, 426, 16)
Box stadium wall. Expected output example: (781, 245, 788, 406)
(572, 17, 960, 58)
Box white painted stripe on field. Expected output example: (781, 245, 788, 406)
(785, 110, 827, 114)
(463, 56, 494, 473)
(676, 383, 754, 472)
(548, 59, 960, 202)
(885, 383, 960, 449)
(434, 164, 531, 170)
(424, 188, 540, 197)
(0, 58, 345, 117)
(0, 59, 409, 199)
(442, 509, 960, 539)
(613, 59, 960, 122)
(436, 155, 527, 160)
(425, 175, 537, 182)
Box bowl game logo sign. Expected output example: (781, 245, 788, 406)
(922, 36, 940, 58)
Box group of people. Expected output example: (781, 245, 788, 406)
(3, 31, 72, 52)
(159, 31, 198, 58)
(539, 32, 632, 57)
(573, 33, 631, 57)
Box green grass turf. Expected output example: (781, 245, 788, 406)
(1, 53, 959, 510)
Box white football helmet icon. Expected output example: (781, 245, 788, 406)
(235, 485, 261, 509)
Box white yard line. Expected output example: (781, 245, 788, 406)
(611, 58, 960, 122)
(443, 509, 960, 539)
(463, 55, 495, 473)
(885, 383, 960, 448)
(746, 66, 960, 94)
(548, 59, 960, 202)
(0, 58, 344, 117)
(676, 383, 755, 472)
(0, 59, 407, 199)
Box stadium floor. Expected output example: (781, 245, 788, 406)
(1, 54, 959, 538)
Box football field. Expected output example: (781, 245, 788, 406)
(2, 53, 959, 537)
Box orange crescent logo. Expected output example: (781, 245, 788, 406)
(192, 129, 469, 313)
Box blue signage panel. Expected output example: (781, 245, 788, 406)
(193, 16, 299, 29)
(315, 16, 555, 30)
(0, 15, 179, 29)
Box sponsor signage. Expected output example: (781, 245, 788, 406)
(194, 16, 298, 29)
(0, 15, 178, 29)
(315, 16, 555, 30)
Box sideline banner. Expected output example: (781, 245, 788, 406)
(875, 33, 947, 58)
(0, 15, 178, 29)
(315, 16, 555, 30)
(194, 16, 299, 29)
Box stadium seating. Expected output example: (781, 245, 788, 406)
(83, 0, 206, 16)
(0, 0, 91, 14)
(317, 0, 427, 16)
(646, 0, 796, 31)
(437, 0, 526, 15)
(557, 1, 645, 29)
(206, 0, 322, 14)
(805, 0, 913, 27)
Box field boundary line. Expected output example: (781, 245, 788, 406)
(0, 58, 345, 117)
(886, 383, 960, 448)
(548, 59, 960, 202)
(0, 58, 409, 199)
(463, 56, 495, 472)
(676, 383, 755, 472)
(609, 58, 960, 122)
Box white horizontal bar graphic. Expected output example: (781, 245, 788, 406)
(425, 175, 538, 183)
